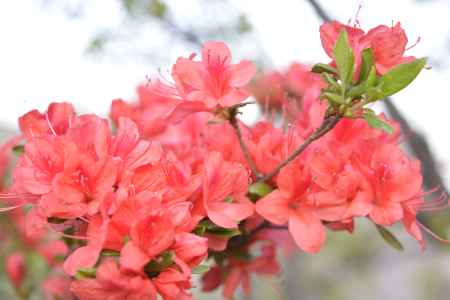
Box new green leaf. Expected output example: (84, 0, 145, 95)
(358, 48, 375, 83)
(378, 57, 427, 97)
(375, 225, 404, 251)
(334, 30, 355, 85)
(364, 113, 393, 134)
(311, 63, 338, 75)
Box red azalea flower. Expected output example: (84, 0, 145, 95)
(71, 259, 157, 300)
(201, 151, 254, 229)
(256, 161, 326, 253)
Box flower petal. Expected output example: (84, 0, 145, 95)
(288, 210, 325, 253)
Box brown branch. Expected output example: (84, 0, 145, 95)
(162, 17, 202, 46)
(229, 116, 262, 180)
(258, 115, 340, 183)
(305, 0, 331, 22)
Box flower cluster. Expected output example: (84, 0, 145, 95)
(0, 21, 447, 300)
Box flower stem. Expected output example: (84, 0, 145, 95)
(229, 116, 262, 180)
(258, 115, 340, 183)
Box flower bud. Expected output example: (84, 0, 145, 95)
(6, 252, 26, 289)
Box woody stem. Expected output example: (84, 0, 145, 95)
(229, 116, 262, 180)
(258, 115, 341, 183)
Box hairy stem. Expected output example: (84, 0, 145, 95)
(258, 115, 340, 183)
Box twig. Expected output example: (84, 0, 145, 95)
(305, 0, 331, 22)
(258, 115, 340, 183)
(163, 17, 202, 46)
(229, 116, 262, 180)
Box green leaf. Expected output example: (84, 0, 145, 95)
(160, 251, 174, 268)
(75, 267, 97, 280)
(378, 57, 427, 97)
(322, 92, 346, 104)
(364, 113, 394, 134)
(366, 66, 377, 88)
(12, 145, 24, 156)
(375, 225, 404, 251)
(192, 265, 210, 274)
(101, 249, 120, 257)
(348, 83, 367, 98)
(248, 182, 273, 202)
(311, 63, 338, 75)
(143, 251, 174, 278)
(208, 227, 241, 238)
(358, 48, 375, 83)
(144, 260, 162, 278)
(366, 86, 384, 102)
(198, 219, 219, 230)
(334, 30, 355, 85)
(195, 219, 241, 237)
(321, 73, 341, 92)
(348, 65, 377, 99)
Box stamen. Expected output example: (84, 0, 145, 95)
(149, 80, 181, 99)
(353, 3, 363, 28)
(45, 112, 57, 136)
(47, 223, 89, 241)
(406, 188, 449, 213)
(0, 193, 38, 200)
(418, 221, 450, 243)
(406, 37, 421, 51)
(0, 203, 24, 212)
(78, 216, 90, 223)
(419, 193, 449, 212)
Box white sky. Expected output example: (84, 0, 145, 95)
(0, 0, 449, 185)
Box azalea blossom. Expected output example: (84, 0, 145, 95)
(0, 23, 445, 300)
(320, 20, 416, 76)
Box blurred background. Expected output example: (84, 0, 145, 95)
(0, 0, 449, 299)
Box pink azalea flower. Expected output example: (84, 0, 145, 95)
(172, 232, 208, 267)
(256, 161, 326, 253)
(201, 243, 279, 299)
(363, 22, 415, 74)
(201, 151, 254, 229)
(120, 213, 175, 273)
(222, 244, 279, 299)
(6, 252, 25, 289)
(308, 142, 374, 220)
(251, 71, 287, 109)
(247, 121, 303, 177)
(173, 41, 256, 109)
(364, 144, 423, 226)
(320, 21, 366, 59)
(64, 215, 108, 275)
(19, 102, 75, 140)
(320, 21, 416, 76)
(38, 240, 69, 265)
(71, 259, 157, 300)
